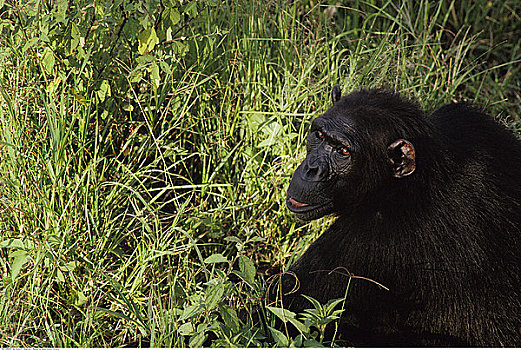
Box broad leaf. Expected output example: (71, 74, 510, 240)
(178, 322, 194, 335)
(267, 306, 308, 333)
(10, 251, 29, 280)
(189, 332, 207, 347)
(204, 253, 228, 264)
(205, 282, 225, 310)
(179, 304, 203, 321)
(238, 255, 256, 285)
(42, 47, 55, 74)
(218, 304, 240, 332)
(268, 326, 289, 347)
(138, 27, 159, 55)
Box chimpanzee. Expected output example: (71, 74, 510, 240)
(282, 86, 521, 346)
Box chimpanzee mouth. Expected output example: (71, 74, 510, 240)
(286, 196, 333, 214)
(288, 197, 309, 208)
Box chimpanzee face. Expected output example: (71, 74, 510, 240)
(286, 86, 416, 221)
(286, 117, 354, 220)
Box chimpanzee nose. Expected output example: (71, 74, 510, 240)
(301, 157, 329, 182)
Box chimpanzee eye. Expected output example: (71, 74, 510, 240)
(316, 130, 325, 139)
(339, 147, 350, 156)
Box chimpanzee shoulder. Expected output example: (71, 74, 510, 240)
(430, 102, 521, 179)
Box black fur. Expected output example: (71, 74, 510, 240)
(283, 88, 521, 346)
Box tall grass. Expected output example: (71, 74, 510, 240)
(0, 0, 519, 346)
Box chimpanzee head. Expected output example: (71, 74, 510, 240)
(286, 86, 425, 221)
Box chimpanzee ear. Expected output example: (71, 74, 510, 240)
(387, 139, 416, 178)
(331, 84, 341, 104)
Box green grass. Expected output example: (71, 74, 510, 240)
(0, 0, 520, 347)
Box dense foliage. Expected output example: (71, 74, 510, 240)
(0, 0, 519, 346)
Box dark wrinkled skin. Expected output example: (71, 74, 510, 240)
(281, 87, 521, 347)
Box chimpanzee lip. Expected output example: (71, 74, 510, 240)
(288, 197, 309, 208)
(286, 196, 332, 213)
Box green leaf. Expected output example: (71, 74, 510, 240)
(268, 326, 289, 347)
(122, 104, 134, 112)
(223, 236, 242, 244)
(290, 334, 303, 347)
(69, 22, 80, 53)
(304, 339, 324, 347)
(179, 304, 203, 321)
(324, 297, 345, 313)
(22, 37, 39, 53)
(150, 61, 160, 90)
(42, 47, 55, 75)
(52, 0, 68, 22)
(56, 268, 65, 283)
(138, 27, 159, 55)
(244, 112, 265, 134)
(267, 305, 296, 319)
(302, 294, 323, 311)
(10, 251, 29, 280)
(258, 121, 283, 147)
(0, 238, 24, 249)
(159, 60, 172, 75)
(170, 8, 181, 25)
(76, 291, 88, 306)
(189, 331, 207, 347)
(267, 306, 308, 333)
(204, 253, 228, 264)
(136, 54, 155, 65)
(178, 322, 194, 335)
(184, 2, 198, 17)
(218, 304, 240, 332)
(172, 41, 188, 56)
(129, 69, 144, 83)
(238, 255, 256, 285)
(47, 76, 61, 94)
(95, 307, 142, 327)
(205, 282, 225, 310)
(97, 80, 111, 102)
(320, 315, 341, 325)
(64, 261, 79, 271)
